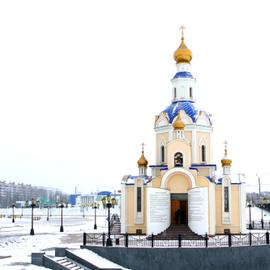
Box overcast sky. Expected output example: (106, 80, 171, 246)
(0, 0, 269, 194)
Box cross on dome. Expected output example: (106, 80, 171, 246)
(224, 141, 228, 156)
(141, 142, 145, 152)
(180, 26, 186, 40)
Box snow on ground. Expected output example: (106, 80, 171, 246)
(0, 206, 118, 269)
(0, 206, 269, 269)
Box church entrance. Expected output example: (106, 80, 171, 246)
(171, 194, 188, 225)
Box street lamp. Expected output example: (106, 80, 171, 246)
(248, 203, 252, 230)
(59, 202, 64, 232)
(30, 198, 36, 235)
(11, 203, 15, 223)
(47, 205, 50, 221)
(105, 195, 113, 246)
(93, 202, 98, 230)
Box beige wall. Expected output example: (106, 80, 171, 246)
(197, 167, 212, 177)
(196, 176, 209, 187)
(215, 185, 241, 234)
(156, 132, 169, 164)
(196, 131, 211, 164)
(126, 186, 147, 234)
(151, 176, 162, 188)
(167, 140, 191, 169)
(167, 174, 191, 193)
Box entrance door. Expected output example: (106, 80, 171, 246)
(171, 194, 188, 225)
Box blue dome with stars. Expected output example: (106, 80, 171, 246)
(163, 101, 198, 123)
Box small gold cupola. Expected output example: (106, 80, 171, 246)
(137, 143, 148, 167)
(174, 26, 192, 64)
(221, 141, 232, 167)
(173, 111, 185, 130)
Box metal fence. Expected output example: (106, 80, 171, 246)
(247, 220, 270, 230)
(83, 232, 270, 248)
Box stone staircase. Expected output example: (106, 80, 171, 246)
(111, 214, 121, 235)
(52, 257, 91, 269)
(154, 224, 204, 240)
(32, 248, 129, 270)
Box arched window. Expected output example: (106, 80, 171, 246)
(174, 152, 183, 167)
(161, 145, 165, 163)
(201, 145, 206, 162)
(174, 88, 177, 99)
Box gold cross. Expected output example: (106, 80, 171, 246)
(180, 26, 186, 38)
(141, 142, 145, 152)
(224, 141, 228, 155)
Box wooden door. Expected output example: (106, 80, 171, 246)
(171, 200, 180, 224)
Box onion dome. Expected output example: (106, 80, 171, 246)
(221, 142, 232, 167)
(173, 111, 185, 130)
(174, 27, 192, 64)
(137, 143, 148, 167)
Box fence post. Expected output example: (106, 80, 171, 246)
(178, 234, 182, 248)
(125, 233, 129, 247)
(205, 233, 208, 248)
(83, 232, 86, 246)
(249, 232, 252, 246)
(228, 233, 231, 247)
(266, 231, 269, 245)
(151, 233, 154, 248)
(102, 233, 106, 247)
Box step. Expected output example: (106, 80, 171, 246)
(66, 249, 129, 270)
(52, 256, 91, 270)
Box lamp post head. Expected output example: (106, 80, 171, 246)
(31, 198, 36, 207)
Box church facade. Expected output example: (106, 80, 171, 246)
(121, 30, 246, 236)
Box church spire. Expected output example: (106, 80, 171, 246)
(173, 26, 192, 64)
(221, 141, 232, 175)
(137, 143, 148, 176)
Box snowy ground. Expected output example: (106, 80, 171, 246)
(0, 206, 118, 269)
(0, 206, 269, 269)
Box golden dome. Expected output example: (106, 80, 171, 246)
(221, 159, 232, 167)
(137, 151, 148, 167)
(221, 142, 232, 167)
(174, 27, 192, 64)
(137, 143, 148, 167)
(173, 111, 185, 130)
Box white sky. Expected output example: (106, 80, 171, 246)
(0, 0, 270, 194)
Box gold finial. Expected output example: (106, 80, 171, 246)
(173, 111, 185, 130)
(224, 141, 228, 156)
(180, 26, 186, 41)
(137, 143, 148, 167)
(141, 142, 145, 153)
(221, 141, 232, 167)
(174, 26, 192, 64)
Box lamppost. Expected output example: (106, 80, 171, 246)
(11, 203, 15, 223)
(105, 196, 113, 246)
(93, 202, 98, 230)
(82, 204, 85, 218)
(59, 202, 64, 232)
(47, 205, 50, 221)
(30, 198, 36, 235)
(248, 203, 252, 230)
(257, 174, 264, 228)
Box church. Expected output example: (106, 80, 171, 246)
(120, 29, 246, 236)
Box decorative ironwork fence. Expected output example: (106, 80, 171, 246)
(83, 231, 270, 248)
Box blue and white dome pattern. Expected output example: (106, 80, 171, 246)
(173, 71, 193, 79)
(163, 101, 198, 123)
